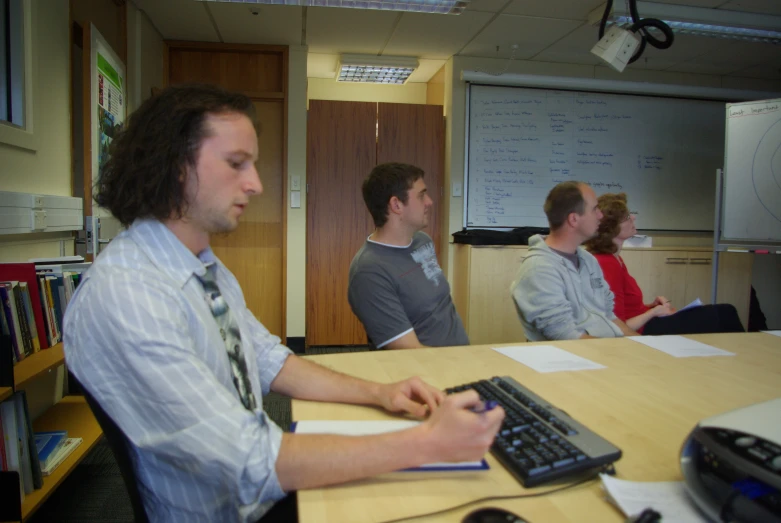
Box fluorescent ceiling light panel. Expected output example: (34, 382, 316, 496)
(589, 1, 781, 44)
(337, 54, 419, 84)
(194, 0, 469, 15)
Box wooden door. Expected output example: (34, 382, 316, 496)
(211, 101, 284, 336)
(306, 101, 376, 346)
(167, 44, 287, 338)
(377, 103, 445, 259)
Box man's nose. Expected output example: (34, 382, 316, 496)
(245, 166, 263, 195)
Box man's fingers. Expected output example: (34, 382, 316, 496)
(395, 395, 427, 418)
(445, 389, 481, 409)
(408, 380, 439, 413)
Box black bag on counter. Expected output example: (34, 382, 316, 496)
(452, 227, 548, 246)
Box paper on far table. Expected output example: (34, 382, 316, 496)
(600, 475, 705, 522)
(492, 345, 606, 373)
(623, 235, 652, 248)
(292, 420, 488, 471)
(762, 330, 781, 338)
(627, 335, 734, 358)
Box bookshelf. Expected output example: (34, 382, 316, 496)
(2, 344, 104, 522)
(21, 396, 102, 520)
(13, 344, 66, 389)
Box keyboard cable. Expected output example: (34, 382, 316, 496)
(374, 464, 616, 523)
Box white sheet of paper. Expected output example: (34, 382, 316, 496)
(293, 420, 487, 470)
(601, 475, 705, 522)
(623, 235, 652, 248)
(763, 330, 781, 338)
(492, 345, 606, 373)
(676, 298, 703, 313)
(627, 335, 734, 358)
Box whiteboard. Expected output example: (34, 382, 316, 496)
(722, 99, 781, 242)
(465, 84, 725, 230)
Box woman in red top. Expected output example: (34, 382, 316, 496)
(584, 193, 744, 335)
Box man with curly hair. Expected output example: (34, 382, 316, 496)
(63, 84, 503, 522)
(512, 181, 639, 341)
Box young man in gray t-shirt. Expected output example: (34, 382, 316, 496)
(348, 163, 469, 350)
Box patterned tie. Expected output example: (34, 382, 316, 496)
(197, 263, 258, 411)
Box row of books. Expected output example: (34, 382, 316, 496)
(0, 262, 91, 364)
(0, 391, 83, 502)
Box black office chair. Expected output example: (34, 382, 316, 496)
(76, 378, 150, 523)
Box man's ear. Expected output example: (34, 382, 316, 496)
(388, 196, 403, 216)
(566, 212, 579, 228)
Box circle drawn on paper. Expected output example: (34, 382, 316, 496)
(752, 118, 781, 224)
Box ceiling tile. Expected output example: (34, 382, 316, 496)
(693, 40, 781, 69)
(135, 0, 219, 41)
(306, 7, 399, 54)
(383, 11, 493, 59)
(719, 0, 781, 15)
(465, 0, 511, 13)
(625, 55, 682, 70)
(727, 62, 781, 80)
(504, 0, 604, 21)
(460, 14, 583, 59)
(531, 24, 602, 64)
(307, 53, 339, 78)
(665, 61, 747, 75)
(209, 4, 302, 45)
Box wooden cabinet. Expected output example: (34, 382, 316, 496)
(453, 245, 528, 345)
(622, 250, 752, 328)
(453, 245, 753, 344)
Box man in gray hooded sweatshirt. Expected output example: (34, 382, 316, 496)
(513, 181, 639, 341)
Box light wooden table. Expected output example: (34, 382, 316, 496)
(292, 333, 781, 523)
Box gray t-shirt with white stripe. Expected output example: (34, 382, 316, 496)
(348, 232, 469, 348)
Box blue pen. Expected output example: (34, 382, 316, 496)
(472, 400, 498, 413)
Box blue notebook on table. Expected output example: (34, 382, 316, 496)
(290, 420, 489, 472)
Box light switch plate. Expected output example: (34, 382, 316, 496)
(452, 182, 462, 197)
(291, 175, 301, 191)
(290, 190, 301, 208)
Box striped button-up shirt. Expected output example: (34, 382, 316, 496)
(64, 218, 293, 522)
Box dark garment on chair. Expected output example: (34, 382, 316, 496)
(77, 380, 150, 523)
(643, 304, 744, 336)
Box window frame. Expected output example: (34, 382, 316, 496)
(0, 0, 36, 151)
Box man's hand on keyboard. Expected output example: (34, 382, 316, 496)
(420, 390, 505, 463)
(376, 376, 445, 418)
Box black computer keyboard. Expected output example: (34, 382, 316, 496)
(446, 376, 622, 488)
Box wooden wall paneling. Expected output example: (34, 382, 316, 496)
(168, 50, 222, 85)
(211, 101, 284, 337)
(166, 43, 287, 340)
(306, 100, 377, 346)
(377, 103, 445, 260)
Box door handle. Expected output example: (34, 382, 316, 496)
(665, 257, 687, 264)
